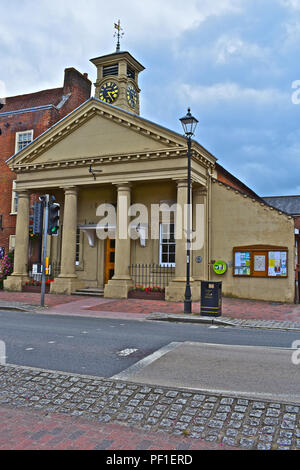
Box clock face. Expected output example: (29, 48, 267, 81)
(127, 85, 138, 109)
(99, 81, 119, 104)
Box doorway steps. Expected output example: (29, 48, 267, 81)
(72, 288, 104, 297)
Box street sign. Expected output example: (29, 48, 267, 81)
(213, 260, 227, 275)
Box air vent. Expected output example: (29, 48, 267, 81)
(103, 64, 119, 77)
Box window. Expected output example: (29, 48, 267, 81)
(127, 66, 135, 80)
(102, 64, 119, 77)
(9, 235, 16, 251)
(75, 228, 81, 266)
(233, 245, 288, 278)
(11, 180, 18, 214)
(15, 130, 33, 153)
(159, 223, 176, 266)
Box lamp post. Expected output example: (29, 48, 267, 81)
(180, 108, 199, 314)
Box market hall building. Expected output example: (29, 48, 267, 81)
(3, 47, 296, 303)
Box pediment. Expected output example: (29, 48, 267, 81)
(7, 98, 187, 168)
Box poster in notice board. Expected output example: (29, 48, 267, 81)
(234, 252, 251, 276)
(268, 251, 287, 277)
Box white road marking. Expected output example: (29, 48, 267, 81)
(25, 348, 34, 351)
(113, 343, 181, 379)
(48, 341, 56, 344)
(117, 348, 139, 357)
(0, 340, 6, 365)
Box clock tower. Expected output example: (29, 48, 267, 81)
(90, 23, 145, 115)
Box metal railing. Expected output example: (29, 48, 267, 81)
(130, 264, 175, 289)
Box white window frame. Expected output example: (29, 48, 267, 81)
(15, 130, 33, 154)
(159, 223, 176, 267)
(10, 180, 18, 215)
(9, 235, 16, 251)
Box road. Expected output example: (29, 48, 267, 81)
(0, 310, 300, 402)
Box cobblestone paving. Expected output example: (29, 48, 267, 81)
(221, 318, 300, 331)
(0, 364, 299, 450)
(149, 313, 300, 332)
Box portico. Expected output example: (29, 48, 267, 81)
(3, 97, 212, 300)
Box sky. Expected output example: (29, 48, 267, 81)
(1, 0, 300, 196)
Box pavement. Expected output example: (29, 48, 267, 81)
(0, 291, 300, 450)
(1, 291, 300, 331)
(0, 363, 299, 451)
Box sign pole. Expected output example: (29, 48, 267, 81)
(41, 195, 49, 307)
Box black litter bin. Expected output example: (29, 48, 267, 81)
(201, 281, 222, 317)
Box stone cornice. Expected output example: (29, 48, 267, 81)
(12, 146, 213, 174)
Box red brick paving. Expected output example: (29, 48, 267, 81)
(85, 297, 300, 322)
(0, 406, 236, 450)
(0, 291, 87, 307)
(1, 290, 300, 322)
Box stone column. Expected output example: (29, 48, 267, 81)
(51, 187, 81, 295)
(4, 190, 30, 291)
(60, 187, 78, 278)
(104, 183, 132, 298)
(174, 180, 189, 280)
(192, 186, 208, 297)
(165, 180, 195, 302)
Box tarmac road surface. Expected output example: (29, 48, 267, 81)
(113, 342, 300, 404)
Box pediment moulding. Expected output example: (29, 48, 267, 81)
(10, 104, 187, 166)
(11, 148, 215, 174)
(8, 100, 216, 173)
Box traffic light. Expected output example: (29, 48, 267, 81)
(33, 202, 43, 235)
(47, 203, 60, 236)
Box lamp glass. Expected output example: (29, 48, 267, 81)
(180, 108, 198, 136)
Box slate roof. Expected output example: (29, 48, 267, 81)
(263, 196, 300, 215)
(0, 88, 64, 113)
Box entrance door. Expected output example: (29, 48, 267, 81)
(104, 238, 115, 284)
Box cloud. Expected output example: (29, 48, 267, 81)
(176, 82, 288, 107)
(1, 0, 300, 196)
(280, 0, 300, 9)
(0, 81, 6, 104)
(213, 35, 269, 64)
(0, 0, 245, 96)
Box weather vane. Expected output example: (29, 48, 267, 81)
(114, 20, 124, 52)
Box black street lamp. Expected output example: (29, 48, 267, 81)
(180, 108, 199, 314)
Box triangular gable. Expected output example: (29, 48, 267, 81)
(7, 98, 190, 167)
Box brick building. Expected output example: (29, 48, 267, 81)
(0, 68, 91, 259)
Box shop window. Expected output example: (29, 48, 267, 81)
(233, 245, 288, 278)
(159, 223, 176, 267)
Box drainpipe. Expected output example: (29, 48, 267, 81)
(207, 167, 213, 281)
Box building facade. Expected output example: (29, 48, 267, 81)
(2, 50, 296, 303)
(0, 68, 91, 258)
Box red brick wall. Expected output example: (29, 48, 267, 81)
(0, 68, 91, 256)
(216, 165, 262, 200)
